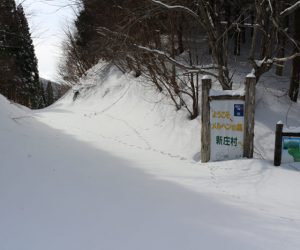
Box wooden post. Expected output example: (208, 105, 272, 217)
(274, 122, 283, 166)
(243, 75, 256, 158)
(201, 77, 212, 163)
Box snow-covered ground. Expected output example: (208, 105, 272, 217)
(1, 64, 300, 249)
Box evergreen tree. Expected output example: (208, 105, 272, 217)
(16, 4, 44, 108)
(0, 0, 19, 100)
(45, 81, 54, 106)
(40, 82, 46, 106)
(0, 0, 44, 108)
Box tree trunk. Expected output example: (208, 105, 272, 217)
(276, 1, 288, 76)
(289, 55, 300, 101)
(234, 29, 241, 56)
(188, 50, 198, 119)
(241, 14, 246, 44)
(289, 8, 300, 102)
(177, 13, 184, 54)
(275, 33, 286, 76)
(251, 12, 254, 37)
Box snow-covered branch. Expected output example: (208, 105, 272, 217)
(273, 53, 300, 63)
(96, 26, 217, 77)
(149, 0, 199, 19)
(280, 1, 300, 17)
(267, 0, 273, 13)
(135, 45, 217, 77)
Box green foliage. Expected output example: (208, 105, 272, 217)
(288, 148, 300, 162)
(285, 140, 299, 149)
(0, 0, 44, 109)
(283, 139, 300, 162)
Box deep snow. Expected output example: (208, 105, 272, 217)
(1, 64, 300, 250)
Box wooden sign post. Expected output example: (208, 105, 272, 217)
(244, 76, 256, 158)
(201, 77, 212, 163)
(274, 122, 284, 166)
(201, 75, 256, 163)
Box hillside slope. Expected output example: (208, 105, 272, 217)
(1, 63, 300, 249)
(38, 63, 300, 222)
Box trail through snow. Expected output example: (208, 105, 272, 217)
(1, 66, 300, 249)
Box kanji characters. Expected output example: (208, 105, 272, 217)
(215, 136, 238, 146)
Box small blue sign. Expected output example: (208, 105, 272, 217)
(234, 104, 244, 117)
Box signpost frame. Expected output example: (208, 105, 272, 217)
(274, 122, 300, 166)
(201, 76, 256, 163)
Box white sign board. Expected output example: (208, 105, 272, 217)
(210, 99, 244, 161)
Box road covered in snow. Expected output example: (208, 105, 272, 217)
(1, 66, 300, 249)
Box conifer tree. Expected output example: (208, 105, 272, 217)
(0, 0, 44, 108)
(16, 4, 44, 108)
(0, 0, 19, 100)
(40, 81, 46, 106)
(46, 81, 54, 106)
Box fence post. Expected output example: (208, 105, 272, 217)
(201, 77, 212, 163)
(274, 122, 284, 166)
(243, 75, 256, 158)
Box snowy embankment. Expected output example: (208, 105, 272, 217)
(1, 64, 300, 249)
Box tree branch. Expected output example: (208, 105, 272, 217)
(273, 52, 300, 62)
(135, 45, 218, 77)
(148, 0, 199, 19)
(280, 1, 300, 17)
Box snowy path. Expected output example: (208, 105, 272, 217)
(19, 105, 298, 250)
(0, 111, 299, 250)
(1, 76, 300, 250)
(36, 106, 300, 217)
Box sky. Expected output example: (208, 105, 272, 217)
(21, 0, 76, 81)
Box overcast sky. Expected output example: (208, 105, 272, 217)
(21, 0, 76, 81)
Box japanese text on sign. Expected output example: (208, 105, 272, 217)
(210, 100, 244, 161)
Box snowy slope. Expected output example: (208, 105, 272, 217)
(37, 63, 300, 216)
(1, 63, 300, 249)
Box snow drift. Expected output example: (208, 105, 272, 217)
(1, 62, 300, 250)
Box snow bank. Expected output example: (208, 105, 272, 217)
(283, 126, 300, 133)
(1, 60, 300, 249)
(0, 94, 31, 130)
(35, 62, 300, 221)
(210, 88, 245, 96)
